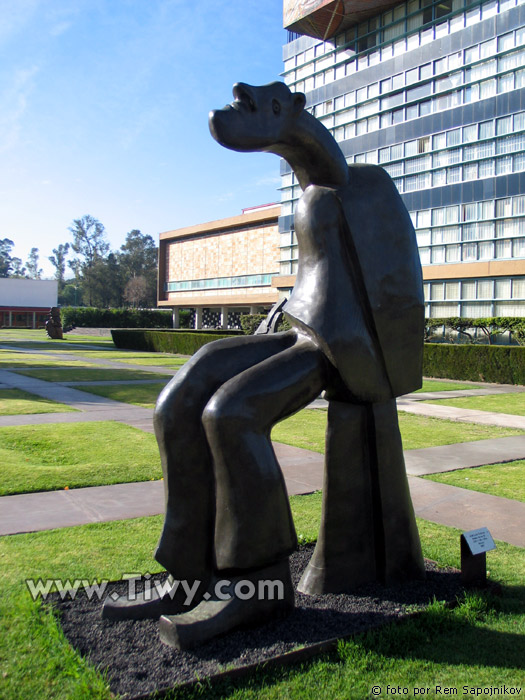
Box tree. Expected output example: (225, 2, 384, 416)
(123, 275, 148, 307)
(49, 243, 70, 289)
(84, 253, 123, 308)
(68, 215, 109, 266)
(119, 230, 158, 307)
(0, 238, 15, 277)
(26, 247, 42, 279)
(10, 257, 27, 278)
(68, 215, 110, 306)
(60, 282, 83, 306)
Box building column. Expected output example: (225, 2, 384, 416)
(8, 311, 12, 327)
(32, 311, 36, 329)
(172, 308, 180, 329)
(220, 306, 228, 330)
(194, 307, 203, 330)
(249, 306, 259, 315)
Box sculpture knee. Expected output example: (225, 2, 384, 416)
(202, 392, 252, 446)
(154, 370, 204, 436)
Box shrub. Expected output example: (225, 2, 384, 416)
(240, 314, 267, 335)
(60, 307, 189, 329)
(423, 343, 525, 385)
(111, 329, 241, 354)
(240, 313, 292, 335)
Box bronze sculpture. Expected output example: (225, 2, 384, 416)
(103, 81, 425, 649)
(45, 307, 63, 339)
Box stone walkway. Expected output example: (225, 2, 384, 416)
(0, 343, 524, 547)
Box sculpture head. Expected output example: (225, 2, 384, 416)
(209, 81, 306, 153)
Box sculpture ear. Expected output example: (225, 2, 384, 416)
(293, 92, 306, 113)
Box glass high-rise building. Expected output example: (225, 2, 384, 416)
(278, 0, 525, 318)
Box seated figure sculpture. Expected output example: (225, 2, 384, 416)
(103, 81, 426, 648)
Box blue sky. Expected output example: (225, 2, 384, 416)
(0, 0, 286, 277)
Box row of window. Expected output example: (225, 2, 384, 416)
(425, 277, 525, 317)
(427, 300, 525, 316)
(391, 153, 525, 194)
(316, 61, 525, 142)
(310, 36, 524, 124)
(410, 194, 525, 229)
(166, 273, 276, 292)
(283, 0, 523, 92)
(419, 237, 525, 263)
(426, 276, 525, 300)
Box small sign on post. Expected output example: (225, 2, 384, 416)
(460, 527, 496, 585)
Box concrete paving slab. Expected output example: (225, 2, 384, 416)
(0, 407, 154, 429)
(0, 481, 166, 535)
(407, 387, 525, 400)
(397, 398, 525, 430)
(405, 434, 525, 475)
(408, 476, 525, 547)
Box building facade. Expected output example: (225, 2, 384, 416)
(0, 278, 58, 328)
(278, 0, 525, 318)
(157, 204, 280, 328)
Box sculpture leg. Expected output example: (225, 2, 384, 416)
(102, 331, 297, 620)
(298, 399, 424, 595)
(160, 335, 328, 648)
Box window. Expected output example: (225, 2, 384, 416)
(479, 121, 495, 139)
(463, 124, 477, 142)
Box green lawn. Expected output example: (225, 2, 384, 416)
(426, 392, 525, 417)
(0, 389, 77, 416)
(80, 382, 168, 407)
(0, 505, 523, 700)
(67, 349, 188, 366)
(415, 379, 480, 392)
(12, 367, 169, 382)
(425, 459, 525, 502)
(0, 353, 97, 368)
(271, 409, 523, 453)
(0, 422, 161, 495)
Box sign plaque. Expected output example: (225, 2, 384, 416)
(462, 527, 496, 556)
(460, 527, 496, 585)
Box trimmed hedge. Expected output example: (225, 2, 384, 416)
(111, 329, 242, 355)
(60, 307, 186, 329)
(423, 343, 525, 385)
(240, 313, 293, 335)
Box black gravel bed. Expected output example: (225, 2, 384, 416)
(50, 545, 463, 699)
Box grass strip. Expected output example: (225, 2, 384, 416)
(0, 353, 97, 368)
(0, 506, 523, 699)
(425, 392, 525, 417)
(12, 367, 169, 382)
(271, 409, 523, 453)
(416, 379, 480, 392)
(79, 382, 168, 407)
(0, 422, 161, 495)
(424, 459, 525, 502)
(0, 389, 77, 416)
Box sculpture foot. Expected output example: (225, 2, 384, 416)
(102, 576, 206, 621)
(159, 559, 294, 650)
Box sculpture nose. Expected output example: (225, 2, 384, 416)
(232, 83, 256, 112)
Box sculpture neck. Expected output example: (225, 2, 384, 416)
(274, 110, 350, 191)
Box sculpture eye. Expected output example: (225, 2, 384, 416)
(272, 99, 281, 115)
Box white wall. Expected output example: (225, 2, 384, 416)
(0, 278, 58, 308)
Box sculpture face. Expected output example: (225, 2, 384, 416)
(209, 81, 305, 153)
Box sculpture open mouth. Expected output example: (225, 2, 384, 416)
(231, 84, 256, 112)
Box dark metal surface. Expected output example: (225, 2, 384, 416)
(105, 81, 425, 646)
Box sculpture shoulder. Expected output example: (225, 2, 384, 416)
(347, 162, 397, 190)
(297, 185, 345, 225)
